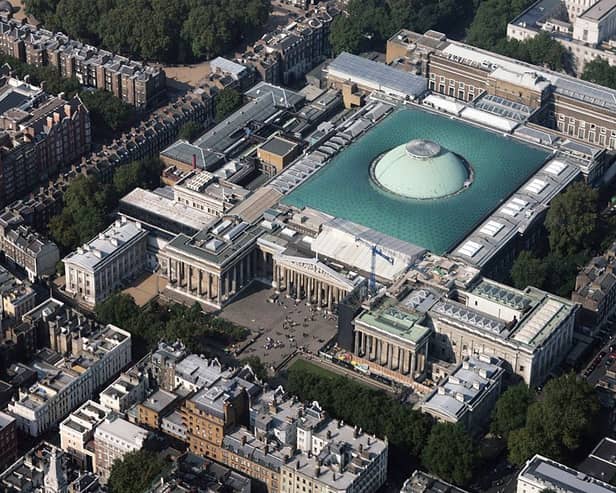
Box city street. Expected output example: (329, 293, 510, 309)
(582, 323, 616, 386)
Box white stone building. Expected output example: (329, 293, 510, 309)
(59, 400, 108, 470)
(99, 366, 148, 413)
(518, 454, 616, 492)
(94, 415, 149, 482)
(63, 218, 148, 307)
(8, 325, 131, 437)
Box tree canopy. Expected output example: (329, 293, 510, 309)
(490, 383, 534, 438)
(27, 0, 271, 63)
(95, 294, 249, 358)
(79, 90, 136, 140)
(466, 0, 535, 49)
(287, 360, 433, 460)
(582, 58, 616, 89)
(510, 251, 547, 291)
(49, 158, 162, 252)
(497, 32, 569, 71)
(545, 182, 599, 257)
(215, 88, 242, 122)
(177, 121, 203, 143)
(328, 0, 478, 55)
(507, 373, 600, 465)
(421, 423, 476, 487)
(49, 175, 113, 252)
(108, 449, 166, 493)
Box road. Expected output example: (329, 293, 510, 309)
(582, 323, 616, 386)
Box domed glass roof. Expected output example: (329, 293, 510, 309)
(370, 139, 470, 199)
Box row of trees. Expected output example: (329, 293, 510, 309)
(287, 361, 476, 486)
(510, 182, 606, 296)
(49, 157, 162, 252)
(329, 0, 567, 71)
(490, 375, 601, 465)
(95, 293, 249, 359)
(467, 0, 569, 70)
(26, 0, 271, 63)
(329, 0, 479, 55)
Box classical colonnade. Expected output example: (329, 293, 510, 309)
(167, 249, 262, 306)
(353, 328, 428, 377)
(273, 262, 348, 310)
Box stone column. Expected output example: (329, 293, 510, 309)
(354, 330, 360, 354)
(216, 276, 222, 306)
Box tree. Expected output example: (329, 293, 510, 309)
(241, 355, 268, 381)
(95, 293, 140, 327)
(49, 175, 113, 252)
(467, 0, 535, 50)
(497, 33, 569, 71)
(510, 251, 547, 290)
(329, 15, 363, 55)
(507, 373, 600, 464)
(422, 423, 476, 487)
(545, 182, 599, 257)
(177, 121, 203, 142)
(287, 361, 434, 461)
(79, 90, 135, 139)
(112, 158, 162, 198)
(328, 0, 478, 56)
(215, 88, 242, 122)
(55, 0, 101, 44)
(490, 383, 534, 437)
(108, 449, 165, 493)
(30, 0, 271, 63)
(583, 58, 616, 89)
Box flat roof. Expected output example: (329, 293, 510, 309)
(63, 219, 147, 271)
(95, 416, 148, 445)
(519, 455, 616, 493)
(422, 357, 504, 420)
(259, 136, 299, 157)
(356, 302, 431, 345)
(581, 0, 616, 21)
(141, 389, 177, 413)
(327, 52, 427, 99)
(120, 188, 216, 233)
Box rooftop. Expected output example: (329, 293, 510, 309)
(356, 301, 432, 345)
(581, 0, 616, 21)
(63, 219, 147, 271)
(141, 389, 177, 413)
(283, 106, 549, 253)
(95, 415, 148, 446)
(519, 455, 616, 493)
(402, 470, 470, 493)
(421, 356, 505, 421)
(259, 136, 300, 157)
(327, 52, 427, 99)
(119, 188, 216, 234)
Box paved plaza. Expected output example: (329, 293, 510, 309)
(220, 282, 338, 369)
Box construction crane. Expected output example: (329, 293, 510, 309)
(355, 237, 394, 294)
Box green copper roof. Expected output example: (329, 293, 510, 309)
(371, 139, 469, 199)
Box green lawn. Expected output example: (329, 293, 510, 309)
(288, 359, 340, 380)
